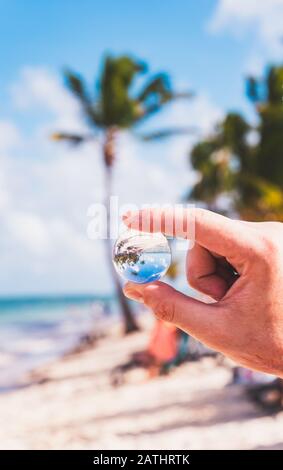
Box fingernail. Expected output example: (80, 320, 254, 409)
(124, 289, 144, 303)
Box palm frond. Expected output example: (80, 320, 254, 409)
(139, 126, 198, 141)
(85, 104, 105, 128)
(137, 74, 171, 103)
(246, 77, 260, 103)
(135, 73, 194, 124)
(51, 132, 94, 146)
(99, 55, 146, 127)
(64, 69, 90, 105)
(63, 69, 104, 128)
(137, 73, 193, 104)
(135, 91, 194, 124)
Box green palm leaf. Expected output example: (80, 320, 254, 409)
(51, 132, 93, 146)
(139, 127, 197, 141)
(64, 70, 90, 105)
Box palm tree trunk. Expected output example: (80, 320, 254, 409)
(103, 132, 139, 334)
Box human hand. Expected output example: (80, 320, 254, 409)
(123, 208, 283, 377)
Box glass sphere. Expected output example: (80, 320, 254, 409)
(113, 229, 171, 284)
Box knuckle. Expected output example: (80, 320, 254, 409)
(142, 287, 157, 306)
(257, 233, 278, 262)
(142, 284, 178, 324)
(152, 297, 175, 323)
(247, 227, 280, 266)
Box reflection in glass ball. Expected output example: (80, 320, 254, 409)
(113, 230, 171, 284)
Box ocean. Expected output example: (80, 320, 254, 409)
(0, 295, 116, 392)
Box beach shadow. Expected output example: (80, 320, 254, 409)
(43, 384, 265, 436)
(29, 368, 110, 385)
(112, 387, 265, 438)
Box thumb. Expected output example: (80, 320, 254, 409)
(124, 281, 228, 348)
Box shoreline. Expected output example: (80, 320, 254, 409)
(0, 297, 120, 393)
(0, 315, 283, 449)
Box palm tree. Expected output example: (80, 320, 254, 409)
(189, 65, 283, 222)
(52, 54, 193, 334)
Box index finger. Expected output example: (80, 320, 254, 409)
(122, 207, 254, 260)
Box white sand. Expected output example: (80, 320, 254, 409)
(0, 316, 283, 450)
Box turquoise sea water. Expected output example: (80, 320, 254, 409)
(0, 295, 116, 392)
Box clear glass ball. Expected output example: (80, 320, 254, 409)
(113, 229, 171, 284)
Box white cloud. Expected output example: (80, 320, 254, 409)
(0, 120, 22, 152)
(11, 66, 87, 132)
(0, 67, 222, 295)
(209, 0, 283, 70)
(0, 68, 106, 294)
(6, 212, 50, 255)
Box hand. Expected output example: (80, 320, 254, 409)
(123, 208, 283, 377)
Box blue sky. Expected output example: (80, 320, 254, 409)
(1, 0, 276, 115)
(0, 0, 282, 296)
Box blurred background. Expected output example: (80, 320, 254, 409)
(0, 0, 283, 450)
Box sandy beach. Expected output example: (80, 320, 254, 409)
(0, 314, 283, 450)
